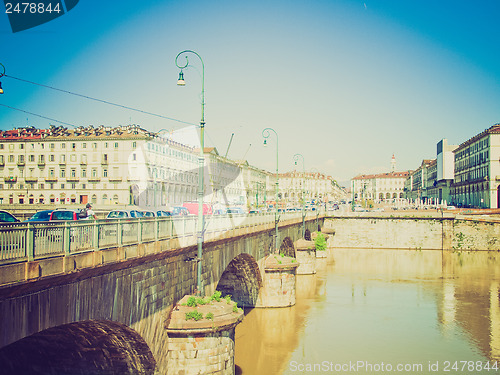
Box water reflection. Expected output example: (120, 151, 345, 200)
(235, 249, 500, 374)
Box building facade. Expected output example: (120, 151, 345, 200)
(450, 124, 500, 208)
(278, 171, 348, 207)
(351, 156, 410, 204)
(0, 125, 345, 211)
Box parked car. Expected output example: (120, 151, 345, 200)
(25, 209, 54, 222)
(156, 210, 172, 217)
(182, 202, 213, 215)
(141, 210, 155, 218)
(106, 209, 144, 219)
(49, 209, 79, 221)
(227, 207, 246, 214)
(0, 210, 20, 223)
(171, 206, 190, 216)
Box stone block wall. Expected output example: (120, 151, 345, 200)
(325, 216, 500, 251)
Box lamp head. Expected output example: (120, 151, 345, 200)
(0, 82, 3, 95)
(177, 70, 185, 86)
(263, 139, 267, 147)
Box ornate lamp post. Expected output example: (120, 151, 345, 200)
(175, 50, 205, 296)
(293, 153, 306, 237)
(262, 128, 279, 254)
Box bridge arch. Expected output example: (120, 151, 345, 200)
(0, 320, 156, 375)
(216, 253, 262, 307)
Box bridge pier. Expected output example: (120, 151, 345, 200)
(294, 239, 317, 274)
(165, 295, 244, 375)
(255, 255, 299, 308)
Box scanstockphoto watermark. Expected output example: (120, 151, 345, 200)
(289, 360, 500, 373)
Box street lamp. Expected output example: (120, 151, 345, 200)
(262, 128, 279, 254)
(175, 50, 205, 296)
(0, 63, 5, 94)
(293, 153, 305, 237)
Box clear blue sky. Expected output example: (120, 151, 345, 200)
(1, 0, 499, 184)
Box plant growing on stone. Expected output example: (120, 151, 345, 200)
(206, 312, 214, 321)
(185, 310, 204, 321)
(315, 232, 327, 251)
(224, 295, 232, 304)
(232, 302, 239, 313)
(211, 290, 222, 302)
(186, 296, 198, 307)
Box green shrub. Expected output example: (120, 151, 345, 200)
(206, 312, 214, 321)
(315, 232, 327, 251)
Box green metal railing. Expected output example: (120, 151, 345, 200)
(0, 211, 322, 264)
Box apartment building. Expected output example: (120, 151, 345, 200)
(450, 124, 500, 208)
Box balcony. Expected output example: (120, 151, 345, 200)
(38, 161, 46, 167)
(88, 178, 101, 183)
(25, 177, 38, 183)
(45, 177, 58, 182)
(67, 177, 80, 182)
(109, 177, 123, 182)
(59, 160, 66, 165)
(80, 160, 87, 165)
(17, 161, 25, 167)
(4, 176, 17, 183)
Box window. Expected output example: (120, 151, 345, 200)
(114, 142, 119, 149)
(61, 143, 66, 149)
(71, 169, 76, 178)
(132, 141, 137, 149)
(92, 143, 97, 149)
(49, 154, 55, 162)
(82, 143, 87, 149)
(92, 168, 97, 178)
(8, 155, 14, 163)
(29, 155, 35, 162)
(103, 169, 108, 177)
(82, 169, 87, 178)
(50, 143, 55, 149)
(72, 143, 76, 150)
(60, 169, 66, 178)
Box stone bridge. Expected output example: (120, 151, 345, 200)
(0, 214, 323, 374)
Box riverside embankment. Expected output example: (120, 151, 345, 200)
(324, 212, 500, 250)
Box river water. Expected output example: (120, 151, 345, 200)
(235, 248, 500, 375)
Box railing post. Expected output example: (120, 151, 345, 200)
(63, 222, 71, 255)
(155, 217, 159, 241)
(138, 218, 143, 244)
(93, 221, 99, 250)
(26, 222, 35, 261)
(117, 219, 123, 246)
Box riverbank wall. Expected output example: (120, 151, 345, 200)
(324, 216, 500, 251)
